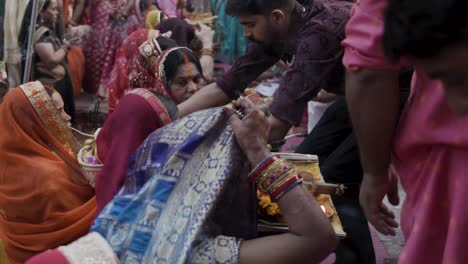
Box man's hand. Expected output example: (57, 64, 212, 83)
(360, 168, 400, 236)
(225, 98, 271, 166)
(267, 115, 292, 143)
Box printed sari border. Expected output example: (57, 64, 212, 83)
(19, 81, 78, 155)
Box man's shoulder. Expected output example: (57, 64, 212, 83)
(302, 0, 353, 39)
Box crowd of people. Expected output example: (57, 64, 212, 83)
(0, 0, 467, 263)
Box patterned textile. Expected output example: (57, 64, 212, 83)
(216, 0, 352, 125)
(92, 108, 255, 263)
(95, 88, 175, 215)
(84, 0, 142, 95)
(107, 29, 169, 112)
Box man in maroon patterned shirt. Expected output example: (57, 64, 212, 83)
(178, 0, 352, 142)
(178, 1, 379, 263)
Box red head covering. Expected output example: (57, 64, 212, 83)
(107, 29, 172, 113)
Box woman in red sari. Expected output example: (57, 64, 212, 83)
(107, 18, 215, 111)
(107, 30, 176, 113)
(95, 47, 206, 214)
(84, 0, 144, 95)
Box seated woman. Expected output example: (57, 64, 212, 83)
(106, 32, 176, 113)
(19, 0, 77, 122)
(157, 18, 215, 80)
(27, 99, 338, 264)
(106, 17, 214, 110)
(86, 0, 142, 96)
(0, 82, 95, 264)
(96, 47, 206, 214)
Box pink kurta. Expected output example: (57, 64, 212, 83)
(342, 0, 468, 263)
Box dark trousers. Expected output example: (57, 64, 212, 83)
(296, 97, 376, 264)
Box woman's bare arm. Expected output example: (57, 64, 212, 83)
(196, 24, 215, 81)
(35, 42, 67, 66)
(227, 99, 338, 264)
(178, 82, 230, 117)
(239, 185, 337, 264)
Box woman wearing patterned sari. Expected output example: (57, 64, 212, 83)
(95, 89, 178, 215)
(106, 32, 176, 113)
(97, 47, 205, 214)
(156, 18, 215, 80)
(28, 99, 338, 264)
(0, 82, 96, 264)
(85, 0, 143, 95)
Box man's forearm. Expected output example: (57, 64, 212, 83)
(345, 69, 400, 177)
(268, 115, 292, 143)
(177, 82, 230, 117)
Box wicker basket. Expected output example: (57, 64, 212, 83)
(77, 148, 103, 188)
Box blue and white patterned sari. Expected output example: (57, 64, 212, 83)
(91, 108, 256, 264)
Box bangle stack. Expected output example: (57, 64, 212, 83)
(249, 155, 303, 202)
(199, 48, 215, 57)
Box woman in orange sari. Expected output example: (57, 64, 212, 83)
(0, 82, 96, 264)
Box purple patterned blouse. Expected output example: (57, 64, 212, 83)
(217, 0, 353, 125)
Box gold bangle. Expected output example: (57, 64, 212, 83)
(256, 159, 287, 187)
(264, 167, 296, 193)
(268, 168, 298, 194)
(199, 48, 215, 57)
(257, 159, 295, 194)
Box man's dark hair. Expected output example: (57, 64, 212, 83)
(383, 0, 468, 61)
(226, 0, 294, 16)
(150, 92, 179, 120)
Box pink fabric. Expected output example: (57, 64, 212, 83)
(95, 91, 172, 215)
(343, 1, 468, 263)
(26, 250, 68, 264)
(157, 0, 178, 18)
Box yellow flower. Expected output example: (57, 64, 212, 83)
(266, 203, 281, 216)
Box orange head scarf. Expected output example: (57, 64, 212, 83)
(0, 82, 96, 264)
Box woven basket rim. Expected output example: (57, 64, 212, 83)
(77, 148, 104, 168)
